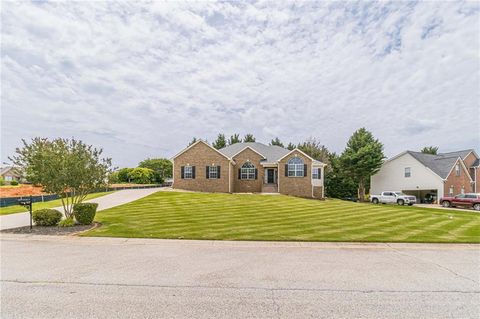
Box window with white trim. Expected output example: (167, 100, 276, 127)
(209, 166, 218, 179)
(455, 164, 460, 176)
(241, 162, 255, 180)
(312, 167, 320, 179)
(288, 157, 304, 177)
(461, 186, 465, 194)
(184, 166, 193, 179)
(449, 186, 454, 195)
(404, 167, 411, 178)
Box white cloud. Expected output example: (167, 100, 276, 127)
(1, 1, 479, 166)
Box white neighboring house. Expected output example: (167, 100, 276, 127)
(371, 150, 479, 203)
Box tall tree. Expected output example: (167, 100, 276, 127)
(243, 134, 256, 142)
(421, 146, 439, 155)
(11, 138, 112, 218)
(324, 153, 358, 199)
(228, 134, 242, 145)
(287, 142, 296, 150)
(340, 128, 385, 202)
(138, 158, 173, 182)
(297, 138, 330, 163)
(212, 134, 227, 149)
(270, 137, 284, 147)
(188, 137, 198, 146)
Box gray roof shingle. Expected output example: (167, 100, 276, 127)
(407, 150, 475, 179)
(219, 142, 291, 163)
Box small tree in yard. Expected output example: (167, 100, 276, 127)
(11, 137, 112, 218)
(270, 137, 284, 147)
(340, 128, 385, 202)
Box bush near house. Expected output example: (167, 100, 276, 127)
(10, 180, 19, 186)
(73, 203, 98, 225)
(32, 209, 62, 226)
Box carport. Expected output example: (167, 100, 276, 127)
(403, 189, 438, 204)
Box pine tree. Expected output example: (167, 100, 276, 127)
(228, 134, 242, 145)
(421, 146, 438, 155)
(243, 134, 256, 142)
(270, 137, 284, 147)
(340, 128, 385, 202)
(212, 134, 227, 149)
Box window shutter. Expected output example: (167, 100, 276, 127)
(181, 166, 185, 179)
(285, 164, 288, 177)
(238, 169, 241, 179)
(206, 166, 209, 179)
(255, 169, 258, 180)
(304, 164, 307, 177)
(192, 166, 196, 179)
(217, 166, 221, 178)
(318, 168, 321, 179)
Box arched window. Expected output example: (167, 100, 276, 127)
(241, 162, 256, 180)
(288, 157, 304, 177)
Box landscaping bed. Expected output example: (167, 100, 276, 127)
(1, 223, 99, 236)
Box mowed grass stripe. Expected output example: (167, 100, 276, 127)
(84, 191, 480, 243)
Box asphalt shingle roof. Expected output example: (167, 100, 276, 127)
(219, 142, 291, 163)
(407, 149, 475, 179)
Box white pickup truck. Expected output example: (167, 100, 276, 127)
(370, 191, 417, 206)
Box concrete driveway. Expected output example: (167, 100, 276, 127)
(1, 236, 478, 319)
(0, 188, 162, 230)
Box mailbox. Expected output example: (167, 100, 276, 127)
(17, 196, 33, 229)
(18, 198, 32, 206)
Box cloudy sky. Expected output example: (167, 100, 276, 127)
(1, 1, 479, 167)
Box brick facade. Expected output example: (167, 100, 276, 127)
(173, 142, 231, 193)
(232, 148, 265, 193)
(278, 150, 313, 198)
(444, 159, 474, 196)
(173, 141, 325, 199)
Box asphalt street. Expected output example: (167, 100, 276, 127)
(1, 236, 479, 318)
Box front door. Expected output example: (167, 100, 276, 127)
(267, 169, 275, 183)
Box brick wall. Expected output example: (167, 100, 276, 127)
(173, 141, 231, 193)
(443, 159, 474, 196)
(232, 148, 264, 193)
(278, 150, 313, 198)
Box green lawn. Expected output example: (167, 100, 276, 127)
(0, 192, 114, 215)
(83, 191, 480, 243)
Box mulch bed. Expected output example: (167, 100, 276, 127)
(1, 222, 99, 236)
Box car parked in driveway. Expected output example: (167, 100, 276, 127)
(370, 191, 416, 206)
(440, 193, 480, 211)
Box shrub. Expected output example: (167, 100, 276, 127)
(32, 209, 62, 226)
(58, 217, 75, 227)
(73, 203, 98, 225)
(10, 180, 19, 186)
(0, 177, 5, 186)
(127, 167, 155, 184)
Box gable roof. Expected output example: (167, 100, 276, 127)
(277, 148, 325, 165)
(171, 140, 232, 161)
(407, 151, 469, 179)
(219, 142, 291, 163)
(0, 166, 19, 176)
(438, 149, 476, 160)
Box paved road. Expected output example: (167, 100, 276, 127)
(1, 236, 479, 318)
(0, 188, 163, 230)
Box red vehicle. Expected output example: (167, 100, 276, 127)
(440, 193, 480, 211)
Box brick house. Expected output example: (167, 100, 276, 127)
(371, 149, 479, 203)
(172, 140, 326, 199)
